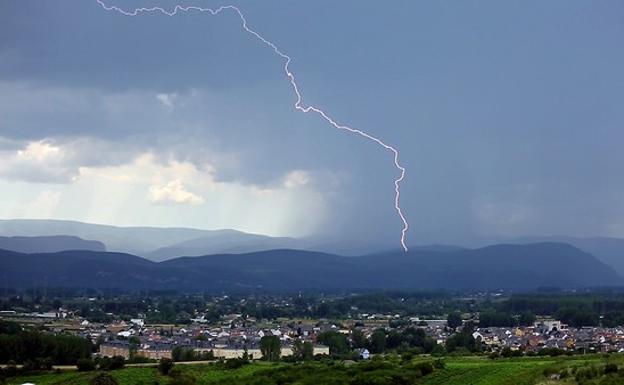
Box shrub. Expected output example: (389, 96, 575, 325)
(358, 360, 396, 372)
(223, 358, 249, 370)
(605, 363, 618, 374)
(90, 372, 119, 385)
(158, 357, 174, 375)
(21, 360, 37, 372)
(99, 356, 125, 371)
(575, 365, 600, 382)
(538, 347, 565, 357)
(500, 347, 522, 358)
(400, 351, 415, 361)
(411, 361, 434, 376)
(3, 362, 17, 378)
(77, 358, 96, 372)
(168, 369, 197, 385)
(40, 357, 53, 370)
(21, 358, 53, 372)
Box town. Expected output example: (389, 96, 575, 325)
(4, 290, 624, 363)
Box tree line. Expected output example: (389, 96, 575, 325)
(0, 320, 92, 365)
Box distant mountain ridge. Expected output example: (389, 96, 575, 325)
(0, 242, 619, 291)
(0, 219, 297, 258)
(508, 236, 624, 277)
(0, 235, 105, 254)
(0, 219, 394, 259)
(3, 220, 624, 277)
(146, 233, 302, 262)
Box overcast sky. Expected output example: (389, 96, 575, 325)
(1, 0, 623, 248)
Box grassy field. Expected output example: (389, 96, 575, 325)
(4, 355, 620, 385)
(419, 357, 570, 385)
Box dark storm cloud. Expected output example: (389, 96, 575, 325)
(1, 0, 623, 245)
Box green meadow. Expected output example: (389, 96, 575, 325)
(6, 355, 623, 385)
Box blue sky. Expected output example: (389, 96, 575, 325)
(0, 0, 623, 248)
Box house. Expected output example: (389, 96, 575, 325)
(130, 318, 145, 327)
(534, 318, 565, 333)
(357, 348, 370, 360)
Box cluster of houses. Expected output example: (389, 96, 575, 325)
(421, 317, 624, 354)
(95, 314, 624, 358)
(469, 318, 624, 353)
(96, 317, 331, 360)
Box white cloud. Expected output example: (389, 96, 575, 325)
(156, 92, 178, 108)
(149, 180, 205, 205)
(16, 141, 63, 162)
(283, 170, 310, 189)
(0, 82, 333, 237)
(0, 140, 74, 183)
(44, 153, 328, 237)
(0, 138, 140, 183)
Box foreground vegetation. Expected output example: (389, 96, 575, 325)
(6, 354, 624, 385)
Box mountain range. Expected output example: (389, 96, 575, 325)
(0, 235, 105, 254)
(0, 219, 393, 260)
(0, 219, 293, 258)
(1, 219, 624, 291)
(0, 242, 620, 291)
(507, 236, 624, 276)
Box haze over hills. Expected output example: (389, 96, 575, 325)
(0, 219, 392, 259)
(507, 236, 624, 277)
(0, 219, 296, 258)
(0, 243, 620, 291)
(2, 220, 624, 279)
(146, 233, 302, 262)
(0, 235, 105, 254)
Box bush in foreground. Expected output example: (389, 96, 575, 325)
(158, 357, 174, 375)
(77, 358, 97, 372)
(98, 355, 125, 371)
(90, 372, 119, 385)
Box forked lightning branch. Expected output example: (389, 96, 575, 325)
(96, 0, 410, 251)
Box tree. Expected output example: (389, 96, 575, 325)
(479, 311, 514, 327)
(172, 347, 197, 362)
(158, 357, 174, 375)
(242, 347, 250, 361)
(98, 355, 125, 371)
(445, 330, 477, 353)
(369, 330, 387, 354)
(301, 341, 314, 361)
(447, 312, 462, 329)
(77, 358, 96, 372)
(292, 339, 314, 361)
(316, 331, 350, 356)
(519, 311, 536, 326)
(260, 335, 281, 361)
(0, 321, 21, 335)
(351, 329, 367, 349)
(0, 331, 92, 365)
(292, 339, 304, 360)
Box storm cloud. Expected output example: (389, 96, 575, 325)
(1, 0, 623, 247)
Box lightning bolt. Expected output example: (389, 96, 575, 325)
(96, 0, 410, 252)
